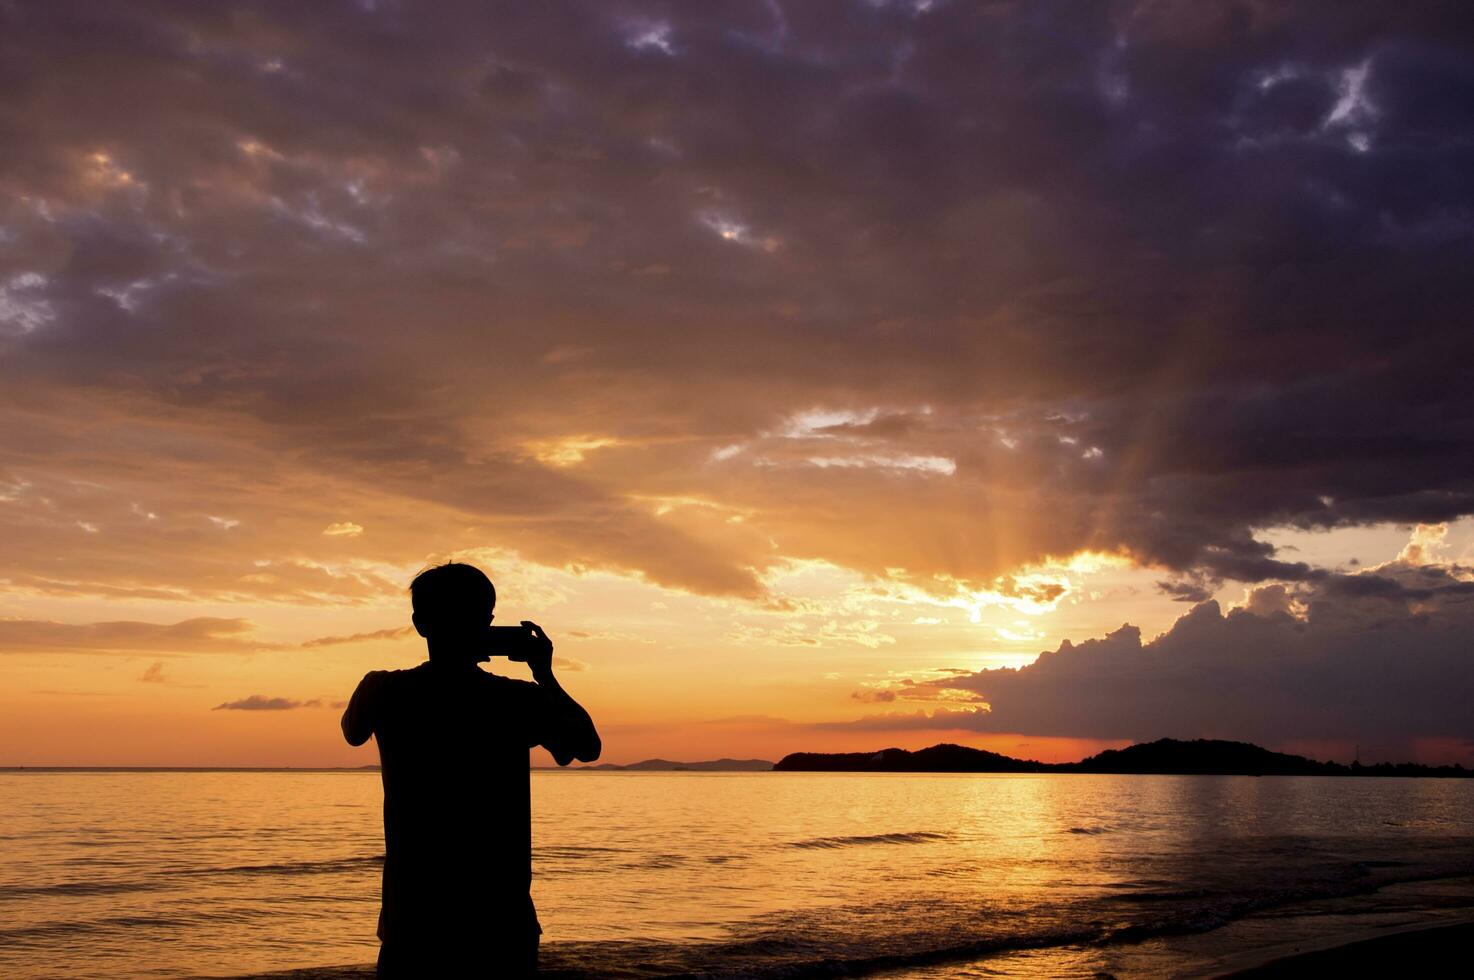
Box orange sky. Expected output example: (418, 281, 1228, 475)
(3, 520, 1471, 767)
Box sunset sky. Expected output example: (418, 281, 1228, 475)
(2, 2, 1472, 767)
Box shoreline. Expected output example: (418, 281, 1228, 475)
(210, 915, 1474, 980)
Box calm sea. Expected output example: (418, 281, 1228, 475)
(3, 771, 1474, 979)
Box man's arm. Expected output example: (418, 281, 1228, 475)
(341, 670, 385, 747)
(521, 621, 601, 766)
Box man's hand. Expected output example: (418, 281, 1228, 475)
(518, 620, 601, 765)
(521, 620, 555, 677)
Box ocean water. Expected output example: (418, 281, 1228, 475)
(3, 771, 1474, 979)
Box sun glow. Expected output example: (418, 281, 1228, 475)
(524, 436, 623, 466)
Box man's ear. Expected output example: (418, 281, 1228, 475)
(411, 612, 429, 638)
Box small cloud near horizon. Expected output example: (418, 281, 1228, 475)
(300, 625, 413, 648)
(213, 695, 344, 711)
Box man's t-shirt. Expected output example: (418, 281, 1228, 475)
(342, 661, 550, 946)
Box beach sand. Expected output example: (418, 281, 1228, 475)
(1216, 920, 1474, 978)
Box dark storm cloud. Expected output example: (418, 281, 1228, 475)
(1, 1, 1473, 602)
(831, 561, 1474, 746)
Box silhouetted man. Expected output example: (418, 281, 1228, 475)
(342, 562, 601, 977)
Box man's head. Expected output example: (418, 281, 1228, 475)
(410, 562, 496, 646)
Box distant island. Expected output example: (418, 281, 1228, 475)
(544, 740, 1473, 776)
(774, 739, 1473, 777)
(560, 758, 775, 772)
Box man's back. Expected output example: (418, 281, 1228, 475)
(343, 562, 601, 977)
(344, 661, 549, 970)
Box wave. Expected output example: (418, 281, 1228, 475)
(534, 844, 630, 858)
(0, 855, 385, 903)
(23, 854, 1474, 979)
(1115, 887, 1214, 902)
(0, 912, 245, 943)
(337, 865, 1474, 978)
(212, 842, 1474, 980)
(787, 831, 951, 850)
(187, 855, 383, 878)
(221, 923, 1111, 980)
(541, 923, 1109, 979)
(0, 879, 152, 900)
(622, 854, 687, 870)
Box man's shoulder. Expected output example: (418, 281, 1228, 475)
(354, 664, 428, 694)
(480, 672, 550, 710)
(482, 671, 541, 694)
(360, 665, 421, 682)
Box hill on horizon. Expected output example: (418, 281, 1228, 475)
(774, 738, 1471, 777)
(775, 743, 1043, 774)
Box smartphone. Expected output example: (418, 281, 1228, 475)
(486, 624, 535, 662)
